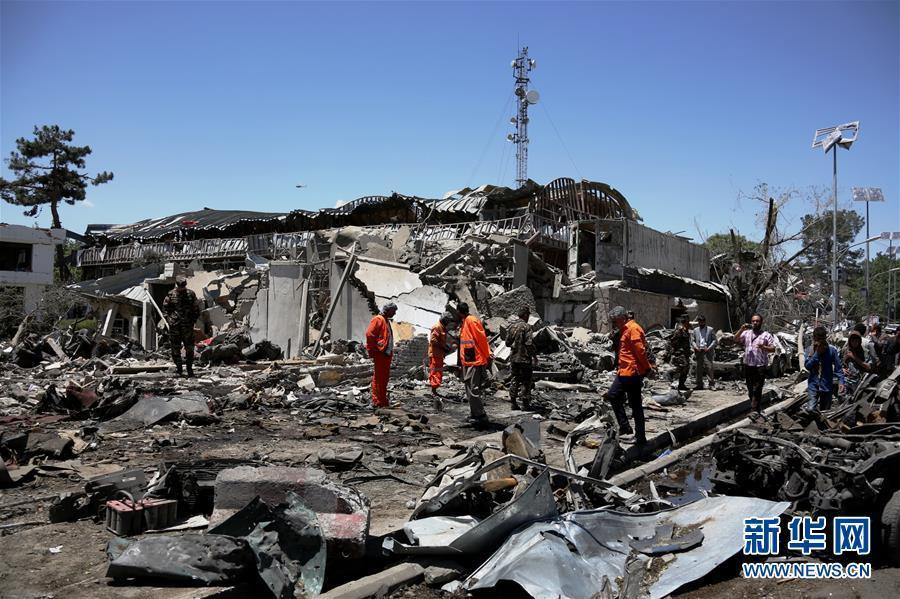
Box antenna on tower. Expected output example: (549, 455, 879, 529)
(507, 46, 537, 188)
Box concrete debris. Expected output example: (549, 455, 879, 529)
(5, 187, 900, 598)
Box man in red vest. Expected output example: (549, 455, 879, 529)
(457, 302, 492, 426)
(365, 302, 397, 408)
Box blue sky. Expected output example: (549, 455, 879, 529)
(1, 0, 898, 252)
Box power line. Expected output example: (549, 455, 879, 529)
(467, 92, 514, 189)
(539, 98, 583, 181)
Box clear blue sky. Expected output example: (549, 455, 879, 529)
(2, 0, 898, 251)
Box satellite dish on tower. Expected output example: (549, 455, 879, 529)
(525, 89, 540, 105)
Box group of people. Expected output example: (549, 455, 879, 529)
(804, 320, 900, 411)
(365, 302, 536, 427)
(165, 273, 900, 435)
(667, 314, 718, 391)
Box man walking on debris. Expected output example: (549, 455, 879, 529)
(506, 306, 537, 410)
(366, 302, 397, 409)
(805, 326, 845, 411)
(668, 315, 692, 391)
(163, 276, 201, 377)
(691, 314, 717, 390)
(457, 302, 492, 426)
(735, 314, 776, 412)
(428, 312, 456, 411)
(606, 306, 655, 446)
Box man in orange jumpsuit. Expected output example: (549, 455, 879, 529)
(366, 302, 397, 408)
(457, 302, 492, 426)
(606, 305, 656, 446)
(428, 312, 456, 412)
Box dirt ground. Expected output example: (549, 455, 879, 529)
(3, 371, 891, 598)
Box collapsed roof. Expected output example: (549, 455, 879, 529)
(84, 178, 639, 245)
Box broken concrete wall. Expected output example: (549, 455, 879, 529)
(351, 256, 449, 338)
(594, 219, 710, 282)
(330, 261, 375, 344)
(593, 286, 728, 333)
(486, 285, 538, 320)
(248, 262, 305, 357)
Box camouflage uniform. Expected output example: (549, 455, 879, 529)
(163, 286, 200, 375)
(505, 318, 536, 410)
(668, 327, 692, 390)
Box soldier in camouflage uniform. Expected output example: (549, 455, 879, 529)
(668, 315, 692, 391)
(163, 277, 201, 377)
(505, 306, 538, 410)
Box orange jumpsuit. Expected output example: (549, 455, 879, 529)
(428, 322, 449, 390)
(459, 315, 490, 367)
(459, 314, 491, 418)
(365, 314, 393, 408)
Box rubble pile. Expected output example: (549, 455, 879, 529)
(4, 212, 897, 597)
(711, 367, 900, 561)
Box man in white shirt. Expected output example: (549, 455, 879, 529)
(691, 314, 717, 390)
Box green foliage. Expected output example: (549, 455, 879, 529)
(57, 318, 97, 332)
(798, 209, 865, 287)
(0, 125, 113, 219)
(0, 125, 112, 281)
(54, 240, 83, 283)
(845, 252, 900, 320)
(704, 232, 761, 257)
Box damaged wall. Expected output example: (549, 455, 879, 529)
(595, 219, 710, 282)
(594, 286, 728, 333)
(249, 262, 305, 357)
(330, 261, 376, 344)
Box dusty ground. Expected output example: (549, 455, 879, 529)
(674, 565, 900, 599)
(2, 369, 888, 598)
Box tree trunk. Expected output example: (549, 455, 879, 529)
(50, 200, 70, 282)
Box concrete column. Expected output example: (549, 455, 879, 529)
(130, 315, 141, 342)
(101, 305, 118, 336)
(567, 223, 580, 279)
(512, 242, 529, 288)
(22, 284, 41, 313)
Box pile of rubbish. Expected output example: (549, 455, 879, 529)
(711, 366, 900, 562)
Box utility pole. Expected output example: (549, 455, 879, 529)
(508, 47, 538, 189)
(812, 121, 859, 330)
(852, 187, 884, 319)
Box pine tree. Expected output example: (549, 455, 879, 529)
(0, 125, 113, 281)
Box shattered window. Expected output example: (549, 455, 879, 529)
(0, 242, 32, 272)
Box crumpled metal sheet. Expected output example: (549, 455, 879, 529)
(403, 516, 480, 548)
(210, 492, 327, 598)
(99, 393, 214, 433)
(466, 495, 790, 599)
(107, 493, 326, 597)
(106, 533, 253, 584)
(385, 469, 558, 555)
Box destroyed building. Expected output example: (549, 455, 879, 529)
(0, 224, 66, 313)
(73, 177, 729, 358)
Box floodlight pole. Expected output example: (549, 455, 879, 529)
(831, 147, 839, 330)
(865, 199, 870, 315)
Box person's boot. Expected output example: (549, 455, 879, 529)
(186, 361, 194, 378)
(175, 362, 183, 376)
